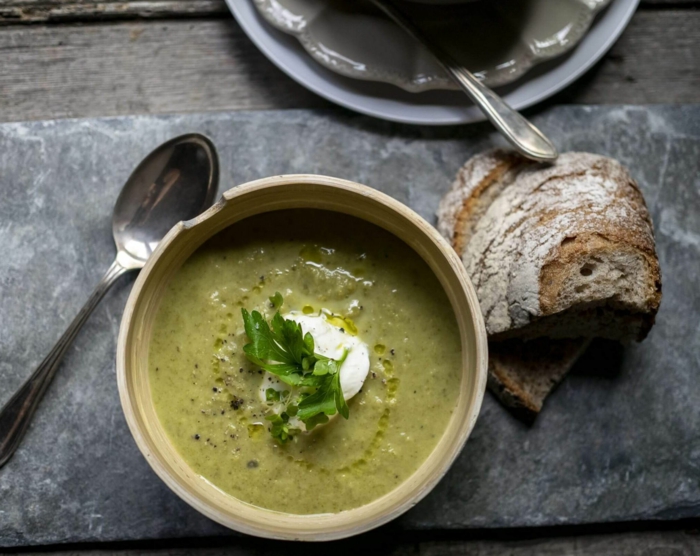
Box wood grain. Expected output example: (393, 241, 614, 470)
(0, 1, 226, 23)
(553, 9, 700, 105)
(411, 532, 700, 556)
(0, 10, 697, 124)
(8, 530, 700, 555)
(0, 18, 328, 123)
(1, 0, 699, 24)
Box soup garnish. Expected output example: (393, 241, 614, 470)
(241, 293, 370, 442)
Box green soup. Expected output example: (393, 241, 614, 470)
(149, 210, 462, 514)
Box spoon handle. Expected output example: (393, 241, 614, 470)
(370, 0, 558, 162)
(0, 258, 129, 468)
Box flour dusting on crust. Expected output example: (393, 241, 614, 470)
(438, 151, 658, 336)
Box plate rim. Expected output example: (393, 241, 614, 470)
(227, 0, 640, 125)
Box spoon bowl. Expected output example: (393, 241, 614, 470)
(0, 133, 219, 468)
(114, 134, 219, 268)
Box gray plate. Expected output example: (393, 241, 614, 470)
(253, 0, 611, 91)
(229, 0, 639, 124)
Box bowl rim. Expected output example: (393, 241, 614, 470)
(116, 174, 488, 541)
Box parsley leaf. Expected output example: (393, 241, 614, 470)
(240, 296, 351, 443)
(241, 309, 294, 365)
(303, 413, 329, 431)
(265, 388, 280, 402)
(297, 370, 348, 423)
(265, 413, 300, 444)
(296, 374, 337, 421)
(241, 309, 312, 386)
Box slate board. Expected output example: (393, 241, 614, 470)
(1, 106, 699, 547)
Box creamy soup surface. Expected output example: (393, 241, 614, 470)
(149, 210, 462, 514)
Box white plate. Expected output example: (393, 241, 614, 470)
(227, 0, 639, 125)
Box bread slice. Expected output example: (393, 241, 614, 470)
(437, 150, 661, 342)
(488, 338, 590, 423)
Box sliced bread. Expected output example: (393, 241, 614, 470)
(437, 150, 661, 342)
(488, 338, 590, 422)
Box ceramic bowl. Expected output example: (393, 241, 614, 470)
(252, 0, 612, 92)
(117, 175, 488, 541)
(228, 0, 638, 124)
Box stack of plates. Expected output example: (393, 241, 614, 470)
(227, 0, 639, 125)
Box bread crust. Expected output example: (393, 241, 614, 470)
(437, 150, 662, 340)
(488, 338, 590, 422)
(437, 150, 525, 254)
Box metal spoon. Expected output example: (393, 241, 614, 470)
(370, 0, 558, 162)
(0, 133, 219, 468)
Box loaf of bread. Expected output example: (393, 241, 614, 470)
(437, 150, 662, 342)
(438, 151, 662, 420)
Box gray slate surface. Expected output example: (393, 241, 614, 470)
(0, 106, 699, 547)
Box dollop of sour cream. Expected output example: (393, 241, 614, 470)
(258, 310, 370, 409)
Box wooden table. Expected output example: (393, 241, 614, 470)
(1, 1, 700, 554)
(1, 0, 699, 123)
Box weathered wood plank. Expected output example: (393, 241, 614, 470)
(0, 10, 697, 124)
(0, 0, 697, 24)
(0, 18, 329, 122)
(412, 533, 700, 556)
(0, 1, 227, 24)
(554, 9, 699, 104)
(6, 531, 700, 556)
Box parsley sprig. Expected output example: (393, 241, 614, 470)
(241, 293, 350, 442)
